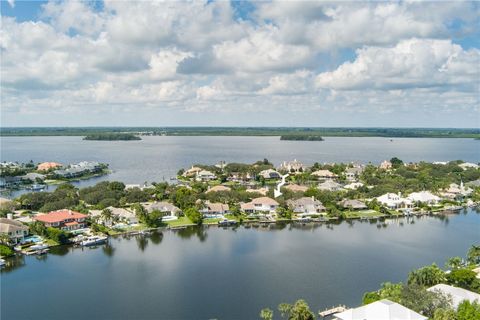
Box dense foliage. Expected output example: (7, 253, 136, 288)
(83, 133, 141, 140)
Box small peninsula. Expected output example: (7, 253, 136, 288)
(83, 133, 141, 141)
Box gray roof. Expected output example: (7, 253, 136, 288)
(143, 202, 181, 213)
(339, 199, 367, 209)
(0, 218, 29, 234)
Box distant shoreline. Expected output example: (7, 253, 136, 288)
(1, 127, 479, 139)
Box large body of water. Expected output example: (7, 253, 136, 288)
(1, 136, 479, 188)
(2, 210, 479, 320)
(1, 136, 479, 319)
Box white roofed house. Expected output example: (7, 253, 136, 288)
(284, 184, 309, 193)
(241, 197, 279, 215)
(344, 166, 364, 181)
(407, 191, 441, 205)
(459, 162, 479, 170)
(196, 170, 217, 182)
(182, 166, 203, 178)
(278, 159, 306, 173)
(379, 160, 393, 170)
(427, 284, 480, 309)
(441, 181, 473, 200)
(143, 202, 181, 217)
(318, 180, 343, 192)
(344, 182, 364, 190)
(287, 197, 326, 216)
(377, 193, 413, 210)
(334, 299, 427, 320)
(259, 169, 281, 179)
(199, 201, 229, 218)
(90, 207, 139, 226)
(0, 218, 29, 244)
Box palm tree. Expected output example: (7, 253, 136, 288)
(0, 233, 11, 246)
(101, 208, 113, 226)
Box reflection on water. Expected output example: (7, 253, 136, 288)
(0, 255, 25, 273)
(2, 209, 479, 320)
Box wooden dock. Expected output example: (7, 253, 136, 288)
(318, 305, 347, 318)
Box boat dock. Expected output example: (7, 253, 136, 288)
(318, 305, 347, 318)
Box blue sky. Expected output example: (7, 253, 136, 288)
(1, 1, 479, 127)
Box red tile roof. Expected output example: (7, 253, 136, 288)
(65, 221, 79, 226)
(35, 209, 87, 223)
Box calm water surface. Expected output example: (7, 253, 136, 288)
(1, 136, 479, 188)
(2, 210, 480, 320)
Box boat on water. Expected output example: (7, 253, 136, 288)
(30, 243, 48, 251)
(218, 219, 237, 226)
(0, 258, 5, 267)
(36, 249, 49, 255)
(80, 235, 108, 247)
(27, 184, 46, 191)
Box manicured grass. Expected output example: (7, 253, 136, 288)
(165, 216, 194, 227)
(203, 218, 222, 224)
(344, 210, 383, 219)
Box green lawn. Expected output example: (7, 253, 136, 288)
(164, 216, 194, 228)
(203, 218, 222, 224)
(344, 210, 383, 219)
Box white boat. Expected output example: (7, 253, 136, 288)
(30, 243, 48, 251)
(80, 235, 108, 247)
(0, 258, 5, 267)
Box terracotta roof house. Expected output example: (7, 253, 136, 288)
(259, 169, 281, 179)
(287, 197, 326, 216)
(427, 284, 480, 309)
(35, 209, 87, 231)
(334, 299, 427, 320)
(338, 199, 368, 210)
(318, 180, 343, 191)
(311, 169, 338, 179)
(377, 193, 413, 210)
(407, 191, 441, 204)
(284, 184, 309, 193)
(37, 162, 62, 171)
(206, 185, 232, 193)
(246, 187, 269, 196)
(0, 218, 29, 244)
(200, 201, 229, 217)
(241, 197, 279, 214)
(143, 202, 181, 216)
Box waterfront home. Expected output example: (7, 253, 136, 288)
(34, 209, 87, 231)
(334, 299, 427, 320)
(0, 218, 29, 244)
(283, 184, 309, 193)
(441, 182, 473, 200)
(246, 187, 269, 196)
(21, 172, 46, 182)
(259, 169, 281, 179)
(427, 284, 480, 309)
(376, 193, 413, 210)
(345, 167, 364, 181)
(459, 162, 479, 170)
(287, 197, 326, 216)
(338, 199, 368, 210)
(37, 162, 62, 171)
(143, 202, 181, 216)
(199, 201, 229, 218)
(183, 166, 203, 177)
(407, 191, 440, 205)
(205, 185, 232, 193)
(379, 160, 392, 170)
(241, 197, 279, 215)
(278, 159, 306, 173)
(196, 170, 216, 182)
(90, 207, 138, 226)
(318, 180, 343, 191)
(0, 176, 22, 188)
(344, 182, 364, 190)
(311, 169, 338, 179)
